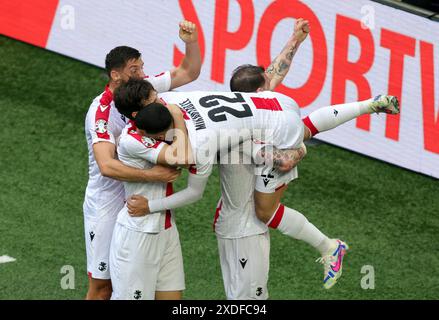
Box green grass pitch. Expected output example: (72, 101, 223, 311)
(0, 36, 438, 299)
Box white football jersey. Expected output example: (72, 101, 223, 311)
(158, 90, 304, 176)
(116, 122, 174, 233)
(83, 72, 171, 219)
(214, 163, 268, 238)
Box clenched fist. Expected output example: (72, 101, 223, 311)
(179, 20, 198, 44)
(293, 18, 310, 44)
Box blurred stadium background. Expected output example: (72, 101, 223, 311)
(0, 0, 438, 299)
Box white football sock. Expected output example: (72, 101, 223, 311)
(303, 99, 373, 136)
(267, 204, 334, 255)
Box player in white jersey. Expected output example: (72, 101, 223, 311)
(115, 75, 400, 290)
(83, 20, 201, 300)
(113, 79, 399, 219)
(109, 109, 185, 300)
(217, 16, 403, 292)
(214, 19, 310, 299)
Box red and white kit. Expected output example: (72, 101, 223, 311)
(215, 160, 270, 300)
(159, 90, 303, 189)
(83, 72, 171, 280)
(109, 122, 184, 300)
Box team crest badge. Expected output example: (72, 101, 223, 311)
(95, 119, 108, 133)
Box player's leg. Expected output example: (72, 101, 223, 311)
(109, 222, 159, 300)
(84, 215, 116, 300)
(254, 184, 333, 255)
(254, 170, 348, 289)
(302, 95, 399, 138)
(155, 291, 182, 300)
(155, 223, 185, 300)
(217, 233, 270, 300)
(86, 278, 112, 300)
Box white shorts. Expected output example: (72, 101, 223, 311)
(217, 232, 270, 300)
(255, 166, 298, 193)
(109, 222, 185, 300)
(84, 214, 118, 280)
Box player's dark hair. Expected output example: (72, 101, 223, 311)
(105, 46, 141, 76)
(114, 78, 155, 120)
(135, 103, 173, 134)
(230, 64, 266, 92)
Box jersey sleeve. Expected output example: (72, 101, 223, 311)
(148, 172, 209, 212)
(89, 105, 116, 145)
(144, 71, 171, 93)
(124, 134, 165, 164)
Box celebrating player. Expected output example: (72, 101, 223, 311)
(216, 18, 403, 293)
(83, 20, 201, 300)
(109, 102, 187, 300)
(116, 80, 398, 291)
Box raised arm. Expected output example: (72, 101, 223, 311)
(265, 18, 310, 91)
(93, 141, 180, 182)
(170, 20, 202, 89)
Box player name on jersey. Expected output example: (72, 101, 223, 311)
(178, 98, 206, 131)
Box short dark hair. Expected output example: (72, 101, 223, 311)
(230, 64, 265, 92)
(105, 46, 141, 76)
(135, 103, 173, 134)
(114, 78, 155, 120)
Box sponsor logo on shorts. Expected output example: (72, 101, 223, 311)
(134, 290, 142, 300)
(89, 231, 95, 242)
(239, 258, 248, 269)
(256, 287, 263, 296)
(261, 169, 275, 187)
(98, 262, 107, 272)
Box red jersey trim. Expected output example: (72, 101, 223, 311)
(212, 200, 223, 231)
(165, 183, 173, 229)
(189, 165, 197, 174)
(127, 122, 162, 149)
(251, 97, 283, 111)
(94, 85, 113, 140)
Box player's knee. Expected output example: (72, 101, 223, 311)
(96, 284, 112, 300)
(255, 200, 278, 224)
(87, 280, 112, 300)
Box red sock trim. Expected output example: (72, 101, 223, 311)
(268, 204, 285, 229)
(302, 116, 319, 136)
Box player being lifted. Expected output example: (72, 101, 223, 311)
(83, 20, 201, 300)
(114, 76, 399, 290)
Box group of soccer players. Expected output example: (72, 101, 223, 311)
(83, 19, 399, 300)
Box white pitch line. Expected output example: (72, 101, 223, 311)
(0, 255, 16, 264)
